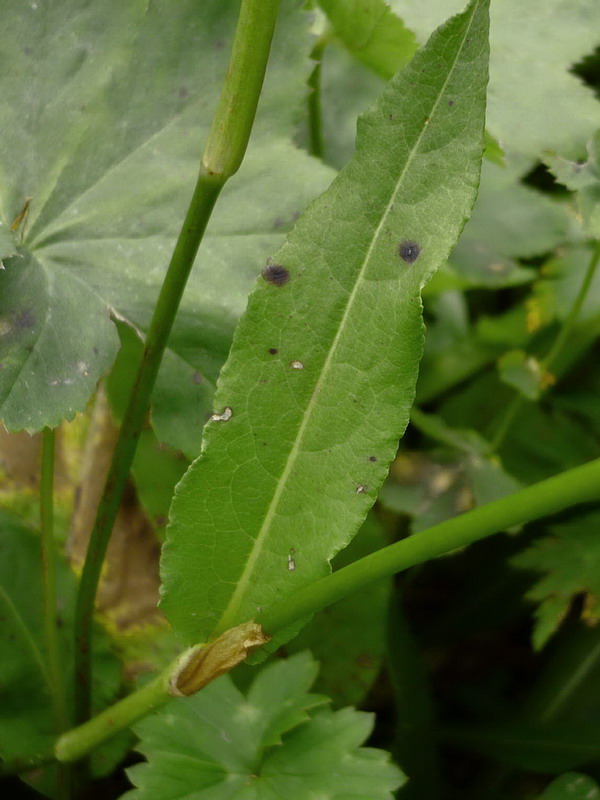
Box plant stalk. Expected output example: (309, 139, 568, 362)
(1, 455, 598, 770)
(73, 0, 281, 726)
(57, 672, 170, 764)
(257, 456, 600, 635)
(40, 428, 69, 735)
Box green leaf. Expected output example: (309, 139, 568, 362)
(106, 320, 212, 459)
(318, 0, 417, 79)
(318, 41, 386, 170)
(512, 510, 600, 649)
(446, 161, 572, 289)
(161, 0, 490, 646)
(0, 221, 17, 264)
(380, 414, 521, 532)
(287, 513, 392, 707)
(545, 130, 600, 237)
(497, 350, 544, 401)
(538, 773, 600, 800)
(123, 652, 404, 800)
(0, 0, 334, 432)
(0, 511, 122, 794)
(392, 0, 600, 162)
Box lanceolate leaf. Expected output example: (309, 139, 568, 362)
(161, 0, 490, 645)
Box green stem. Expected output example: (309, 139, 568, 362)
(73, 0, 281, 727)
(56, 671, 171, 764)
(491, 241, 600, 450)
(257, 456, 600, 635)
(4, 456, 600, 771)
(541, 241, 600, 370)
(40, 428, 69, 735)
(202, 0, 280, 179)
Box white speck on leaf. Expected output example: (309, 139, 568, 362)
(210, 406, 233, 422)
(356, 484, 367, 494)
(287, 553, 296, 571)
(290, 360, 304, 370)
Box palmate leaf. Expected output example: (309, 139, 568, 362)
(161, 0, 490, 646)
(0, 0, 333, 433)
(392, 0, 600, 163)
(122, 652, 404, 800)
(513, 509, 600, 650)
(317, 0, 417, 79)
(545, 130, 600, 238)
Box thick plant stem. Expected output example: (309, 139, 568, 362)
(203, 0, 280, 178)
(41, 429, 72, 800)
(492, 240, 600, 450)
(73, 0, 281, 727)
(57, 672, 170, 764)
(40, 428, 68, 734)
(3, 456, 600, 771)
(257, 456, 600, 635)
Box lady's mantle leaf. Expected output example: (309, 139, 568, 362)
(122, 652, 404, 800)
(545, 130, 600, 238)
(394, 0, 600, 162)
(318, 0, 417, 79)
(513, 510, 600, 650)
(0, 0, 333, 432)
(161, 0, 489, 646)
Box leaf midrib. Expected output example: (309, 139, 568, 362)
(212, 1, 480, 637)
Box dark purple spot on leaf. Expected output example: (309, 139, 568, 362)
(268, 348, 278, 355)
(398, 240, 420, 264)
(273, 217, 284, 229)
(193, 370, 202, 384)
(369, 456, 377, 462)
(448, 99, 455, 106)
(262, 264, 289, 286)
(178, 87, 189, 99)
